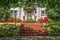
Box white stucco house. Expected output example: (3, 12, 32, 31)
(10, 7, 47, 21)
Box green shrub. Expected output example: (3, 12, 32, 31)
(0, 24, 19, 37)
(47, 9, 60, 21)
(46, 22, 60, 36)
(25, 18, 35, 23)
(56, 21, 60, 26)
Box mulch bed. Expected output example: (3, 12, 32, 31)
(20, 23, 47, 36)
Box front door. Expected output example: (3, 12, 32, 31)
(27, 13, 32, 20)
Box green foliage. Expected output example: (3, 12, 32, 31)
(0, 5, 10, 21)
(46, 0, 60, 21)
(46, 22, 60, 36)
(24, 3, 35, 13)
(0, 0, 60, 21)
(25, 18, 35, 23)
(47, 9, 60, 21)
(0, 24, 19, 36)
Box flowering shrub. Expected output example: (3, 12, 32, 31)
(2, 20, 8, 22)
(43, 17, 48, 22)
(2, 18, 22, 23)
(37, 17, 48, 22)
(2, 19, 14, 22)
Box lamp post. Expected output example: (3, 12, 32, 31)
(13, 7, 16, 27)
(15, 11, 16, 27)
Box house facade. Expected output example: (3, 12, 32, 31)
(10, 7, 46, 21)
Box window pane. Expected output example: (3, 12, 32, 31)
(41, 11, 45, 16)
(10, 10, 13, 13)
(34, 16, 36, 20)
(14, 10, 17, 15)
(14, 10, 17, 13)
(10, 10, 13, 16)
(19, 9, 21, 17)
(23, 16, 25, 20)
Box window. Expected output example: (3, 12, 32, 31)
(35, 9, 36, 13)
(23, 16, 25, 20)
(34, 16, 36, 20)
(41, 11, 45, 16)
(10, 10, 13, 13)
(14, 10, 17, 16)
(25, 11, 27, 15)
(14, 10, 17, 13)
(10, 10, 13, 16)
(10, 10, 17, 16)
(19, 9, 21, 17)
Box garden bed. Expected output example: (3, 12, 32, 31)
(20, 23, 47, 36)
(0, 23, 21, 37)
(0, 21, 60, 36)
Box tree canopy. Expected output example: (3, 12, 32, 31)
(0, 0, 60, 21)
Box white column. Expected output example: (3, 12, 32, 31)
(25, 11, 27, 20)
(16, 10, 19, 18)
(32, 12, 34, 20)
(20, 8, 25, 21)
(25, 15, 27, 20)
(39, 8, 41, 18)
(36, 7, 40, 21)
(19, 8, 21, 18)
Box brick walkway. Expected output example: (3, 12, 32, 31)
(20, 23, 47, 36)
